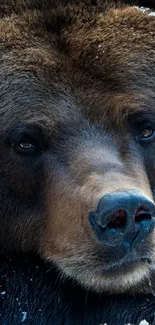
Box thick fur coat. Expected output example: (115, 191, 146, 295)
(1, 0, 155, 324)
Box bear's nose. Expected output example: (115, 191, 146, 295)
(89, 190, 155, 249)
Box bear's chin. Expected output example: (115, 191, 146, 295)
(51, 258, 153, 294)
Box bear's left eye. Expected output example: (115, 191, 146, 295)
(7, 124, 45, 156)
(15, 142, 35, 154)
(138, 127, 155, 140)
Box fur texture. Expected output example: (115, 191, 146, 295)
(1, 0, 155, 314)
(0, 253, 155, 325)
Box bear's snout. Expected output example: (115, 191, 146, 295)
(89, 190, 155, 260)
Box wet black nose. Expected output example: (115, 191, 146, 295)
(89, 190, 155, 249)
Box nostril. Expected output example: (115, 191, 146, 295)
(135, 207, 152, 223)
(89, 190, 155, 248)
(108, 209, 126, 229)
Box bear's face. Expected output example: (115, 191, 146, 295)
(1, 2, 155, 293)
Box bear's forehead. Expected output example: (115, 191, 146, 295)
(0, 53, 153, 131)
(1, 6, 155, 78)
(1, 6, 155, 129)
(63, 7, 155, 79)
(0, 55, 151, 132)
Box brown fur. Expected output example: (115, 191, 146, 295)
(1, 0, 155, 293)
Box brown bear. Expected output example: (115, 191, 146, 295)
(1, 0, 155, 324)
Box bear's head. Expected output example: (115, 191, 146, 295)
(1, 0, 155, 293)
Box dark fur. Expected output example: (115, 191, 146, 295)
(0, 252, 155, 325)
(1, 0, 155, 323)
